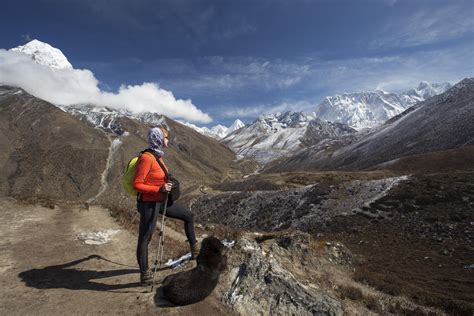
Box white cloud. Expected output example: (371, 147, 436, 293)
(0, 50, 212, 123)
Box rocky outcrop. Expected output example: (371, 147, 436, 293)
(220, 233, 344, 315)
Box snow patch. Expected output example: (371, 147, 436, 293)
(77, 229, 120, 245)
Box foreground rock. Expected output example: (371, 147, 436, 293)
(222, 234, 343, 315)
(214, 231, 439, 315)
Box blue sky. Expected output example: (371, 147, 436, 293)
(1, 0, 473, 126)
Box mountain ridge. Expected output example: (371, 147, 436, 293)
(314, 81, 451, 130)
(222, 111, 356, 163)
(266, 78, 474, 172)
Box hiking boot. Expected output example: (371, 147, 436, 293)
(190, 243, 199, 260)
(140, 269, 153, 285)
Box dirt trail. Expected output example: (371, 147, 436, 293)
(0, 197, 233, 315)
(86, 134, 122, 204)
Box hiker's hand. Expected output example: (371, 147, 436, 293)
(162, 182, 173, 192)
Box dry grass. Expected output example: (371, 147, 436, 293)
(353, 266, 473, 316)
(321, 172, 474, 316)
(364, 295, 384, 313)
(338, 285, 363, 301)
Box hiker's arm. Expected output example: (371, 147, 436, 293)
(133, 156, 161, 193)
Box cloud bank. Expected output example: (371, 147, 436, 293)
(0, 50, 212, 123)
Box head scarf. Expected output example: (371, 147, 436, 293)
(147, 127, 165, 157)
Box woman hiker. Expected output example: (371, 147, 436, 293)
(133, 126, 198, 285)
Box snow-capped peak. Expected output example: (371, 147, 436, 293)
(177, 119, 245, 140)
(227, 119, 245, 134)
(10, 39, 73, 70)
(405, 81, 452, 100)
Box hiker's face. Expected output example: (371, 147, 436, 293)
(159, 127, 170, 148)
(163, 132, 169, 148)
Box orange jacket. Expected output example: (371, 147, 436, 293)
(132, 152, 169, 202)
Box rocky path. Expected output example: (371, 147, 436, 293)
(0, 197, 233, 315)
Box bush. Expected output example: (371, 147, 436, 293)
(338, 285, 363, 301)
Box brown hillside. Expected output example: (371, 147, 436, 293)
(0, 86, 109, 201)
(369, 146, 474, 174)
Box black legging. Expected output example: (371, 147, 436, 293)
(136, 201, 196, 273)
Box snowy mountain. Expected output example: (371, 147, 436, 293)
(179, 119, 245, 139)
(222, 111, 355, 163)
(227, 119, 246, 135)
(57, 104, 183, 136)
(57, 104, 126, 135)
(221, 82, 450, 163)
(315, 82, 451, 130)
(60, 104, 244, 141)
(10, 39, 73, 70)
(268, 78, 474, 172)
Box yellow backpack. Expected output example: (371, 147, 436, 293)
(122, 151, 154, 197)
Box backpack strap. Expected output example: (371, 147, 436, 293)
(144, 149, 170, 180)
(156, 158, 170, 180)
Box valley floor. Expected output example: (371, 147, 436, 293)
(0, 197, 233, 315)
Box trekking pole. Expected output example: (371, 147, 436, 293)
(150, 191, 170, 293)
